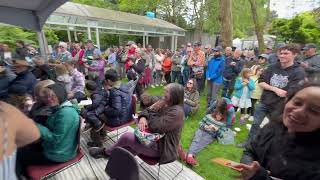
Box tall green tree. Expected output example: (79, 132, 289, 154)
(219, 0, 233, 47)
(72, 0, 119, 9)
(248, 0, 265, 52)
(119, 0, 158, 15)
(269, 12, 320, 45)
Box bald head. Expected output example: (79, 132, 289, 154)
(225, 47, 232, 56)
(233, 49, 242, 59)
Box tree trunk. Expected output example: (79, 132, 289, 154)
(219, 0, 233, 48)
(248, 0, 265, 53)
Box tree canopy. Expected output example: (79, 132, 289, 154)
(269, 12, 320, 45)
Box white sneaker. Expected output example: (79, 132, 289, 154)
(244, 114, 250, 119)
(248, 116, 254, 122)
(151, 85, 155, 88)
(155, 84, 159, 87)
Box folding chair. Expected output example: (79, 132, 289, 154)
(105, 147, 140, 180)
(26, 121, 84, 180)
(138, 154, 184, 180)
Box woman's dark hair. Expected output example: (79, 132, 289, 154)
(86, 80, 98, 91)
(212, 98, 228, 121)
(166, 83, 184, 106)
(104, 69, 118, 82)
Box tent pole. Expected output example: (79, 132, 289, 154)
(37, 31, 48, 60)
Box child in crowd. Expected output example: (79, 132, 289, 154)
(81, 80, 109, 132)
(248, 65, 264, 121)
(180, 98, 234, 166)
(231, 68, 255, 123)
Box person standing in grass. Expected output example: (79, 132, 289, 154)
(248, 65, 264, 121)
(206, 46, 225, 104)
(231, 68, 255, 124)
(179, 98, 235, 166)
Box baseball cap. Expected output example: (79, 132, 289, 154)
(302, 43, 317, 50)
(258, 54, 269, 59)
(212, 46, 223, 52)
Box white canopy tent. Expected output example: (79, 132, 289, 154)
(0, 0, 69, 58)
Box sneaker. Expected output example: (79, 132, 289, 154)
(248, 116, 254, 122)
(178, 147, 187, 161)
(155, 84, 159, 87)
(89, 147, 109, 159)
(244, 114, 250, 119)
(94, 123, 105, 132)
(87, 141, 103, 147)
(186, 155, 198, 166)
(237, 140, 249, 148)
(151, 85, 155, 88)
(82, 124, 92, 133)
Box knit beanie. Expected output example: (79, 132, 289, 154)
(47, 83, 67, 104)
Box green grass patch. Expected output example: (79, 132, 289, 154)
(145, 85, 250, 180)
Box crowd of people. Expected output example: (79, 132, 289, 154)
(0, 38, 320, 180)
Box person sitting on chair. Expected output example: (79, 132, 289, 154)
(17, 84, 80, 177)
(89, 83, 185, 165)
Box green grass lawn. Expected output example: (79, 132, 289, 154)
(144, 85, 250, 180)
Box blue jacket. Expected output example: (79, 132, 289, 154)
(206, 55, 225, 85)
(104, 81, 133, 126)
(233, 78, 255, 99)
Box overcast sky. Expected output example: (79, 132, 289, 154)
(271, 0, 320, 18)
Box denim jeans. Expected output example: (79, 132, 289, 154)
(171, 71, 182, 84)
(247, 102, 271, 141)
(207, 80, 221, 104)
(183, 103, 192, 117)
(182, 68, 190, 86)
(188, 129, 217, 155)
(222, 78, 235, 98)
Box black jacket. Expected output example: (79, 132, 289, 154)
(103, 82, 132, 126)
(241, 122, 320, 180)
(8, 70, 37, 96)
(85, 88, 109, 115)
(223, 57, 244, 80)
(259, 62, 305, 107)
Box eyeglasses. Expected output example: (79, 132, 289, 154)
(59, 46, 65, 48)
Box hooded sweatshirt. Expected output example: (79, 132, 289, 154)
(259, 62, 305, 107)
